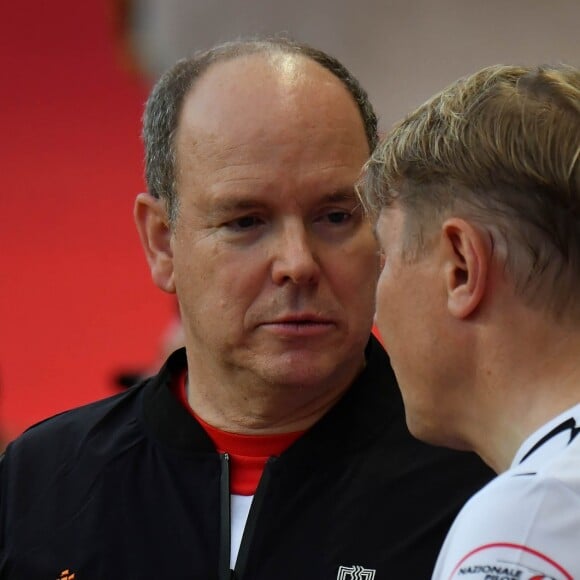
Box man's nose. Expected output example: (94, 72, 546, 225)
(271, 222, 321, 286)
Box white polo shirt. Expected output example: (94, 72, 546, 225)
(432, 403, 580, 580)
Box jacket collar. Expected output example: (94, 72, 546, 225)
(141, 335, 402, 460)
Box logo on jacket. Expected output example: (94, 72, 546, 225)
(337, 564, 376, 579)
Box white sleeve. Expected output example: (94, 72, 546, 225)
(431, 472, 578, 580)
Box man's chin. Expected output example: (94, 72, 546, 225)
(256, 350, 361, 390)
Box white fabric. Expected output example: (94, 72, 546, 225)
(230, 494, 254, 569)
(432, 403, 580, 580)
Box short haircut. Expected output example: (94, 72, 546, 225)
(359, 64, 580, 321)
(143, 37, 378, 224)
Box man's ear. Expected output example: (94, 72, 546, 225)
(134, 192, 176, 293)
(441, 218, 490, 319)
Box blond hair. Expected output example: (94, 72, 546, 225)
(359, 64, 580, 320)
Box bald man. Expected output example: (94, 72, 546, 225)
(0, 39, 492, 579)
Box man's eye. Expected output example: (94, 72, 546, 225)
(321, 211, 352, 224)
(227, 216, 263, 230)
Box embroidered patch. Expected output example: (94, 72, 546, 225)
(448, 543, 572, 579)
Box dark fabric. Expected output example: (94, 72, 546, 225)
(0, 337, 494, 579)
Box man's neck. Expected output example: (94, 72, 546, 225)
(183, 352, 364, 435)
(469, 323, 580, 473)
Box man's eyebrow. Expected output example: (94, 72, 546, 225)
(210, 190, 358, 209)
(319, 190, 359, 203)
(204, 190, 362, 221)
(214, 198, 263, 210)
(206, 196, 266, 216)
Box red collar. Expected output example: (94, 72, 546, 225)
(173, 372, 304, 495)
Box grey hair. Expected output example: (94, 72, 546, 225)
(143, 36, 379, 224)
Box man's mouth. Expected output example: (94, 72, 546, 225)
(259, 314, 335, 337)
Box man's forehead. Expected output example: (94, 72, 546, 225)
(172, 55, 369, 183)
(175, 52, 359, 139)
(184, 51, 332, 100)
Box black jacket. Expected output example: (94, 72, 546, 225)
(0, 338, 493, 579)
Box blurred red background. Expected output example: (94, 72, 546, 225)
(0, 0, 174, 441)
(6, 0, 572, 445)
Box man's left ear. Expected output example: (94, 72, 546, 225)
(441, 218, 490, 319)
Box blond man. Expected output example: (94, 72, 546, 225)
(359, 64, 580, 579)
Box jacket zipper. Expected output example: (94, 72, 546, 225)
(219, 453, 232, 580)
(233, 456, 276, 579)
